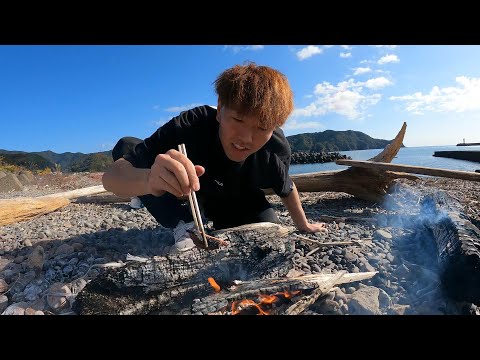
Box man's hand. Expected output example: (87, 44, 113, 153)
(146, 149, 205, 197)
(297, 222, 328, 234)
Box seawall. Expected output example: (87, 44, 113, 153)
(433, 151, 480, 163)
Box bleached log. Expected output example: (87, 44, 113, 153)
(0, 185, 107, 226)
(336, 159, 480, 182)
(0, 197, 71, 226)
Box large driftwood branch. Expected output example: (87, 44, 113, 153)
(336, 160, 480, 182)
(0, 185, 107, 226)
(264, 122, 415, 202)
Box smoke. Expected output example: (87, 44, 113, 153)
(374, 182, 462, 314)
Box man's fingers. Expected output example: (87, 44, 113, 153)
(167, 150, 201, 192)
(155, 167, 184, 197)
(195, 165, 205, 177)
(159, 153, 194, 194)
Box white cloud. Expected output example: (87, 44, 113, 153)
(224, 45, 265, 53)
(341, 45, 353, 50)
(378, 54, 400, 65)
(353, 67, 372, 76)
(372, 45, 398, 49)
(283, 119, 325, 131)
(340, 52, 352, 58)
(296, 45, 323, 60)
(364, 77, 393, 89)
(390, 76, 480, 114)
(164, 103, 203, 112)
(152, 105, 161, 110)
(292, 77, 390, 120)
(324, 45, 334, 48)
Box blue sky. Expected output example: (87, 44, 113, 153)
(1, 45, 479, 154)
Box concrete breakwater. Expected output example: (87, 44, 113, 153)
(456, 142, 480, 146)
(291, 151, 351, 165)
(433, 150, 480, 163)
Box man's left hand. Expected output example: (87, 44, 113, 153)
(298, 222, 328, 233)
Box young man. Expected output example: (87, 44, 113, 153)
(103, 62, 327, 252)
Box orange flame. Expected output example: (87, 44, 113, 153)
(208, 277, 221, 292)
(230, 290, 301, 315)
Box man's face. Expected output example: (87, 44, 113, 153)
(217, 103, 274, 162)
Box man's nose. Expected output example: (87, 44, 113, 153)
(237, 126, 253, 144)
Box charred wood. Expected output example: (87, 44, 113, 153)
(421, 192, 480, 303)
(73, 222, 295, 315)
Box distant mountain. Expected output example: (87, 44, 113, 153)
(0, 152, 56, 171)
(0, 149, 112, 172)
(0, 129, 401, 172)
(69, 152, 113, 172)
(286, 130, 400, 152)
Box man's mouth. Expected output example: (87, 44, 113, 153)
(233, 143, 248, 151)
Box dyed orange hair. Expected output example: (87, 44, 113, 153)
(214, 62, 294, 129)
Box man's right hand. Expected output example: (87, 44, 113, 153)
(145, 149, 205, 197)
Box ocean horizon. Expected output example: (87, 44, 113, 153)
(289, 145, 480, 175)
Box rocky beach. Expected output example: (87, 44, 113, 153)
(0, 172, 479, 315)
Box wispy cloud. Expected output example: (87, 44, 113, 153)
(100, 142, 115, 150)
(390, 76, 480, 115)
(372, 45, 398, 49)
(292, 77, 392, 120)
(296, 46, 323, 60)
(341, 45, 353, 50)
(353, 67, 372, 76)
(224, 45, 265, 53)
(340, 52, 352, 58)
(164, 103, 203, 112)
(283, 119, 326, 131)
(378, 54, 400, 65)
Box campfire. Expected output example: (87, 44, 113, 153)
(229, 291, 302, 315)
(72, 222, 378, 315)
(206, 276, 302, 315)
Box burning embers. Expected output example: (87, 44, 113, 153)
(230, 290, 301, 315)
(207, 277, 302, 315)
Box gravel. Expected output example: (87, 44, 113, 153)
(1, 173, 479, 315)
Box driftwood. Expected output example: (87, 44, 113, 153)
(336, 160, 480, 182)
(72, 222, 376, 315)
(263, 122, 417, 202)
(421, 192, 480, 303)
(0, 185, 106, 226)
(0, 197, 71, 226)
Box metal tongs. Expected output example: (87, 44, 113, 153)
(178, 143, 208, 248)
